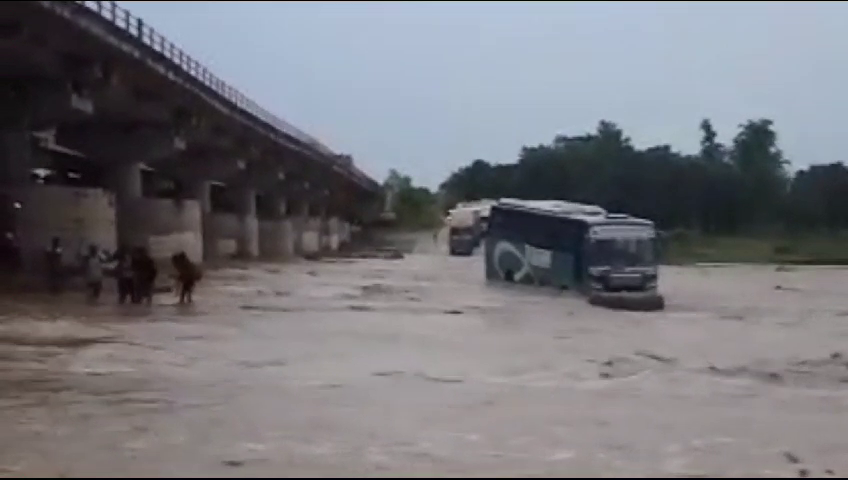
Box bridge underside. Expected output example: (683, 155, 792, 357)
(0, 2, 383, 269)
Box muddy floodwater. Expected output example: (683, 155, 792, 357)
(1, 236, 848, 477)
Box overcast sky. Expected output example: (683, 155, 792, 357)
(123, 1, 848, 188)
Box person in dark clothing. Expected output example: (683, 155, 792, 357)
(44, 236, 64, 294)
(131, 247, 157, 305)
(171, 251, 201, 304)
(0, 232, 21, 273)
(113, 247, 135, 304)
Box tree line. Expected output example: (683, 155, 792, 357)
(382, 169, 441, 229)
(434, 119, 848, 235)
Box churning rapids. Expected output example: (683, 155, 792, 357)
(0, 232, 846, 477)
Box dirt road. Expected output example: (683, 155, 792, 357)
(0, 234, 846, 477)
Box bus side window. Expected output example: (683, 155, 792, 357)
(489, 211, 505, 235)
(557, 221, 580, 251)
(521, 214, 555, 250)
(498, 210, 526, 243)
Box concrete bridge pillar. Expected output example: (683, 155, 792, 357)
(257, 194, 297, 259)
(314, 204, 332, 252)
(0, 129, 33, 186)
(274, 195, 296, 258)
(195, 180, 212, 213)
(112, 162, 143, 249)
(339, 219, 352, 246)
(1, 127, 124, 273)
(294, 201, 318, 256)
(111, 164, 203, 263)
(280, 197, 296, 258)
(236, 188, 259, 258)
(192, 180, 214, 262)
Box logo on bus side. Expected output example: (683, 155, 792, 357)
(492, 240, 552, 283)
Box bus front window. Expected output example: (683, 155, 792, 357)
(588, 237, 656, 268)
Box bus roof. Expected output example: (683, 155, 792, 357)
(497, 198, 607, 216)
(493, 198, 654, 227)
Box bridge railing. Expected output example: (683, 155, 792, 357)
(59, 0, 375, 189)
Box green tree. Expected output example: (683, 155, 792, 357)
(439, 116, 846, 235)
(383, 169, 439, 230)
(699, 118, 725, 164)
(729, 119, 790, 227)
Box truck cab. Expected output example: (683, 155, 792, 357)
(447, 207, 480, 256)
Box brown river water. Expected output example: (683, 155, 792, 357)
(0, 233, 846, 477)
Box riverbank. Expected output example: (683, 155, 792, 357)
(663, 233, 848, 266)
(381, 227, 848, 267)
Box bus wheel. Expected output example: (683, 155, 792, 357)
(504, 270, 515, 283)
(588, 292, 665, 312)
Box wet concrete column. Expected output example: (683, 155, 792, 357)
(237, 187, 259, 258)
(0, 130, 33, 186)
(276, 196, 287, 218)
(294, 200, 314, 256)
(327, 215, 341, 251)
(257, 192, 289, 259)
(0, 94, 34, 187)
(340, 219, 351, 246)
(191, 180, 216, 262)
(194, 181, 211, 214)
(112, 162, 143, 249)
(315, 204, 332, 252)
(0, 129, 36, 271)
(278, 196, 296, 258)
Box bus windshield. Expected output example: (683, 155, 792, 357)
(587, 226, 657, 268)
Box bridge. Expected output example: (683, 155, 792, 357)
(0, 1, 383, 269)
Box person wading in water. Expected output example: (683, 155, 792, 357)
(44, 236, 64, 294)
(171, 251, 201, 304)
(112, 246, 135, 304)
(131, 246, 157, 305)
(80, 244, 105, 302)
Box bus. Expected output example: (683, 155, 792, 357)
(484, 199, 663, 307)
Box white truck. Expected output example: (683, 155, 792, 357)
(447, 206, 481, 256)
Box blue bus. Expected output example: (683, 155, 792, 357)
(484, 199, 662, 302)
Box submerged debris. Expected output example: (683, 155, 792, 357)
(634, 350, 676, 364)
(597, 356, 651, 380)
(239, 305, 297, 313)
(415, 372, 464, 384)
(361, 283, 403, 296)
(347, 305, 375, 312)
(372, 370, 404, 377)
(783, 451, 802, 465)
(350, 248, 404, 260)
(323, 247, 405, 261)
